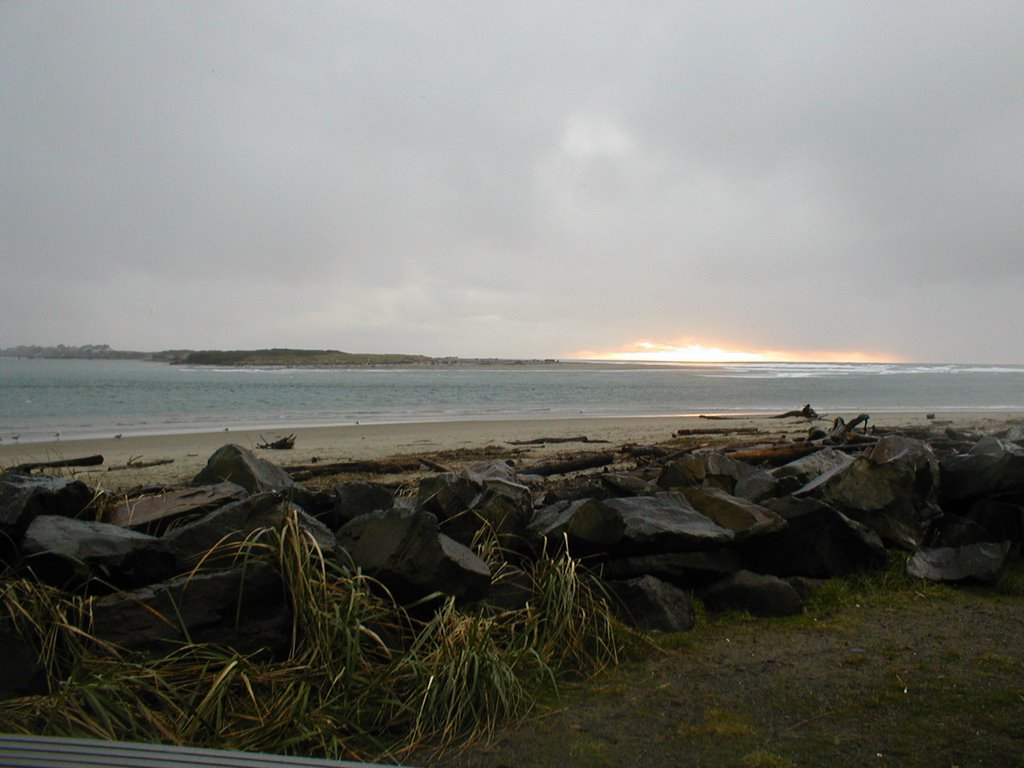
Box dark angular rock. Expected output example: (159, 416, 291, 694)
(771, 448, 855, 495)
(795, 436, 941, 550)
(745, 497, 889, 579)
(681, 487, 786, 541)
(604, 549, 743, 588)
(940, 437, 1024, 508)
(600, 472, 658, 497)
(328, 482, 395, 529)
(926, 513, 1001, 547)
(907, 541, 1012, 583)
(0, 474, 94, 558)
(609, 575, 695, 632)
(966, 498, 1024, 543)
(105, 482, 248, 533)
(21, 515, 176, 591)
(657, 451, 759, 493)
(605, 493, 734, 555)
(0, 622, 48, 700)
(336, 508, 490, 602)
(528, 498, 625, 552)
(191, 444, 294, 493)
(162, 493, 335, 565)
(701, 570, 803, 617)
(732, 469, 779, 503)
(91, 561, 290, 656)
(417, 462, 533, 546)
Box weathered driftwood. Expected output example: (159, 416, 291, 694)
(675, 427, 761, 436)
(257, 434, 296, 450)
(723, 443, 822, 466)
(107, 458, 175, 472)
(15, 455, 104, 473)
(829, 414, 871, 441)
(517, 451, 616, 477)
(507, 435, 609, 445)
(286, 458, 422, 480)
(772, 404, 820, 420)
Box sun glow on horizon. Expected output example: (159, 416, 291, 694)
(571, 340, 900, 364)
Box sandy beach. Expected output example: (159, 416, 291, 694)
(2, 410, 1021, 490)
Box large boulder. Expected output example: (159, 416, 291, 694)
(104, 482, 248, 533)
(681, 487, 786, 542)
(657, 451, 776, 500)
(21, 515, 176, 591)
(605, 493, 735, 556)
(940, 437, 1024, 510)
(771, 448, 855, 495)
(907, 541, 1012, 584)
(604, 549, 743, 588)
(417, 462, 533, 546)
(701, 570, 803, 617)
(795, 436, 941, 549)
(336, 508, 491, 602)
(0, 474, 94, 558)
(162, 492, 335, 565)
(966, 498, 1024, 543)
(191, 444, 294, 493)
(0, 621, 48, 700)
(91, 561, 291, 656)
(527, 498, 625, 553)
(609, 575, 695, 633)
(327, 482, 395, 530)
(744, 497, 889, 578)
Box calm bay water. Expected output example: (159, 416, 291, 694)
(1, 357, 1022, 443)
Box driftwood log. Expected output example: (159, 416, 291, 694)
(107, 458, 175, 472)
(517, 452, 616, 477)
(257, 434, 296, 450)
(15, 455, 104, 473)
(507, 435, 609, 445)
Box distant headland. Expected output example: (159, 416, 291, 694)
(0, 344, 560, 367)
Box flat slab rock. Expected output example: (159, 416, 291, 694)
(106, 482, 247, 531)
(907, 541, 1012, 583)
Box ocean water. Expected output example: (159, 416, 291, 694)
(1, 357, 1022, 443)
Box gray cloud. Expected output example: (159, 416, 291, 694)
(2, 1, 1022, 362)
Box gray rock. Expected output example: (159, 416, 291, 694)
(528, 498, 625, 552)
(609, 575, 695, 633)
(191, 444, 294, 493)
(336, 507, 491, 602)
(745, 497, 889, 578)
(771, 448, 855, 495)
(0, 474, 94, 557)
(657, 451, 765, 496)
(940, 438, 1024, 508)
(605, 493, 734, 555)
(795, 436, 941, 550)
(21, 515, 176, 591)
(417, 462, 533, 546)
(907, 541, 1012, 583)
(681, 487, 787, 541)
(0, 622, 48, 700)
(967, 498, 1024, 543)
(91, 561, 290, 656)
(701, 570, 803, 617)
(105, 482, 248, 533)
(604, 549, 743, 588)
(162, 492, 335, 565)
(328, 482, 394, 529)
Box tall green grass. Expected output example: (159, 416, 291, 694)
(0, 510, 627, 760)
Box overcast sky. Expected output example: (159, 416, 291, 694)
(2, 2, 1022, 363)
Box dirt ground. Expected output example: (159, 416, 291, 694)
(436, 583, 1024, 768)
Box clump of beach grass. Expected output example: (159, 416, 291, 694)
(0, 509, 628, 761)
